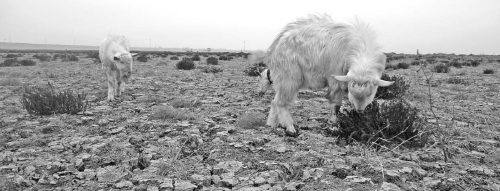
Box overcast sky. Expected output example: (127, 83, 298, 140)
(1, 0, 499, 54)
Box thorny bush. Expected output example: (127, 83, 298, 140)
(375, 73, 410, 99)
(244, 62, 266, 77)
(483, 69, 495, 74)
(206, 57, 218, 65)
(433, 64, 450, 73)
(333, 99, 426, 148)
(20, 82, 90, 115)
(176, 59, 195, 70)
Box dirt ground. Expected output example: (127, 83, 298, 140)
(0, 53, 499, 191)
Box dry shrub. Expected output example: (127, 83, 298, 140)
(375, 74, 410, 99)
(20, 82, 90, 115)
(334, 99, 426, 147)
(433, 64, 450, 73)
(176, 59, 195, 70)
(171, 98, 201, 108)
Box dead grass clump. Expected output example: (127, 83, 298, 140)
(236, 111, 266, 129)
(375, 74, 410, 99)
(149, 106, 195, 121)
(0, 78, 23, 86)
(483, 69, 495, 74)
(201, 65, 223, 74)
(334, 99, 426, 148)
(446, 77, 470, 85)
(20, 82, 90, 115)
(171, 98, 201, 108)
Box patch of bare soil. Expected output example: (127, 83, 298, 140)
(0, 54, 499, 191)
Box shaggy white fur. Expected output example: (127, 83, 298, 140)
(258, 14, 393, 135)
(99, 34, 138, 102)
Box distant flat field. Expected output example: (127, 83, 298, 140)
(0, 42, 239, 52)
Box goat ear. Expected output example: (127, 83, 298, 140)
(131, 53, 139, 57)
(113, 53, 121, 61)
(374, 79, 394, 87)
(332, 75, 350, 82)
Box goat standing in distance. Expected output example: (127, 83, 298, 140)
(253, 14, 393, 136)
(99, 34, 138, 102)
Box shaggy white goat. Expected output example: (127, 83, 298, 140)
(255, 14, 393, 135)
(99, 34, 138, 101)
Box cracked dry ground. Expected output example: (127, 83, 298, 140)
(0, 56, 500, 191)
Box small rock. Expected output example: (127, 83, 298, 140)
(380, 182, 401, 191)
(147, 186, 159, 191)
(24, 165, 36, 175)
(423, 177, 440, 187)
(175, 180, 197, 191)
(15, 175, 32, 187)
(385, 170, 400, 181)
(276, 146, 287, 153)
(413, 168, 427, 177)
(221, 172, 239, 188)
(253, 176, 267, 186)
(159, 178, 174, 190)
(211, 175, 221, 186)
(283, 182, 304, 191)
(108, 126, 125, 134)
(399, 167, 412, 174)
(347, 176, 371, 183)
(134, 184, 148, 191)
(115, 180, 134, 188)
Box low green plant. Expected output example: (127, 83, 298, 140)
(397, 62, 410, 69)
(447, 61, 462, 68)
(191, 54, 201, 61)
(206, 57, 218, 65)
(219, 55, 228, 60)
(20, 82, 90, 115)
(375, 74, 410, 99)
(19, 59, 37, 66)
(33, 54, 51, 62)
(433, 64, 450, 73)
(334, 99, 425, 147)
(176, 59, 195, 70)
(446, 76, 470, 85)
(202, 66, 223, 73)
(136, 55, 149, 62)
(170, 56, 179, 60)
(1, 58, 18, 67)
(483, 69, 495, 74)
(0, 78, 23, 86)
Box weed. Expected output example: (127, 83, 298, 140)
(136, 55, 149, 62)
(411, 61, 420, 65)
(176, 59, 195, 70)
(448, 61, 462, 68)
(170, 56, 179, 60)
(207, 57, 218, 65)
(433, 64, 450, 73)
(191, 54, 201, 61)
(0, 78, 22, 86)
(335, 99, 426, 147)
(149, 106, 195, 121)
(20, 82, 90, 115)
(219, 55, 228, 60)
(397, 62, 410, 69)
(33, 54, 51, 62)
(244, 63, 264, 77)
(236, 112, 266, 129)
(470, 60, 480, 67)
(375, 74, 410, 99)
(446, 77, 470, 85)
(483, 69, 495, 74)
(1, 58, 18, 67)
(19, 59, 37, 66)
(171, 98, 201, 108)
(202, 66, 223, 74)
